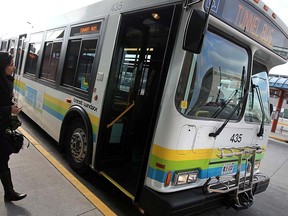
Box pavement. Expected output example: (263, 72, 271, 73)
(0, 127, 112, 216)
(269, 119, 288, 143)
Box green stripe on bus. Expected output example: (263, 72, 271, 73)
(149, 154, 209, 171)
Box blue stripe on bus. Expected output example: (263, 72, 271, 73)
(147, 164, 247, 183)
(147, 167, 167, 183)
(43, 104, 64, 121)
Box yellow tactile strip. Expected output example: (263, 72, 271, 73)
(18, 127, 116, 216)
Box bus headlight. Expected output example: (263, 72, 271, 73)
(247, 161, 261, 172)
(173, 170, 198, 186)
(254, 161, 261, 170)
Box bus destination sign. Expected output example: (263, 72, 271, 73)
(70, 21, 102, 37)
(205, 0, 288, 59)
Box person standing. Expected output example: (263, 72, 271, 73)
(0, 51, 26, 201)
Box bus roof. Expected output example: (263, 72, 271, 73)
(38, 0, 183, 31)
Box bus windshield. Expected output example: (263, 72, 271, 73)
(175, 31, 249, 120)
(245, 62, 270, 124)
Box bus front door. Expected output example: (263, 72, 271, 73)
(97, 5, 181, 197)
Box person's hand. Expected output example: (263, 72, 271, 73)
(11, 105, 21, 115)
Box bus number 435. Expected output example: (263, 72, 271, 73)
(230, 134, 243, 143)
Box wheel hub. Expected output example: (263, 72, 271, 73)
(70, 128, 87, 163)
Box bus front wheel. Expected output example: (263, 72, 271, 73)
(66, 119, 89, 174)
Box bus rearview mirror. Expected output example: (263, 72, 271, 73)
(183, 9, 208, 54)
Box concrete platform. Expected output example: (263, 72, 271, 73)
(0, 130, 105, 216)
(269, 119, 288, 143)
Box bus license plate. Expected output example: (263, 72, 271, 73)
(221, 163, 234, 174)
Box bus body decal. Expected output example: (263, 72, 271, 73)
(43, 94, 70, 120)
(147, 163, 249, 184)
(15, 79, 101, 142)
(14, 79, 26, 96)
(149, 154, 209, 170)
(43, 103, 65, 121)
(152, 143, 212, 161)
(87, 113, 99, 142)
(25, 86, 37, 108)
(151, 144, 265, 162)
(43, 94, 100, 141)
(147, 144, 265, 183)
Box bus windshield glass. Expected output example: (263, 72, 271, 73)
(245, 62, 270, 124)
(205, 0, 288, 60)
(175, 31, 248, 120)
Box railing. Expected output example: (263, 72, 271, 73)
(107, 101, 135, 128)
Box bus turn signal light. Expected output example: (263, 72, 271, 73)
(165, 172, 171, 187)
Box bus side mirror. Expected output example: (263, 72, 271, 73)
(270, 103, 273, 116)
(183, 9, 208, 54)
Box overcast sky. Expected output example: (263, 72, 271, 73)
(0, 0, 98, 36)
(0, 0, 287, 75)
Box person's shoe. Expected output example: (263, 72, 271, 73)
(4, 191, 27, 202)
(0, 169, 27, 202)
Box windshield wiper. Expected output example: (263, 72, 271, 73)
(211, 89, 239, 118)
(253, 84, 265, 137)
(212, 67, 246, 118)
(209, 90, 248, 138)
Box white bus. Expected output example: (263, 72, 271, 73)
(2, 0, 288, 215)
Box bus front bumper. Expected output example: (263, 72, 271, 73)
(138, 175, 269, 216)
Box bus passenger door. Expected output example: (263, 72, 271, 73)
(96, 5, 181, 197)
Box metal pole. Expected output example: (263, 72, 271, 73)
(271, 89, 285, 132)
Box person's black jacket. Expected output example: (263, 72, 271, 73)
(0, 75, 13, 132)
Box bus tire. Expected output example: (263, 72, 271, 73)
(65, 118, 90, 174)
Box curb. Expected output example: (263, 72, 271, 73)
(269, 135, 288, 143)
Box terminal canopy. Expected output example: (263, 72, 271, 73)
(269, 76, 288, 91)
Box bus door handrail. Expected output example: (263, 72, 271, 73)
(107, 101, 135, 128)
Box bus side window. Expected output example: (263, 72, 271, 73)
(24, 32, 44, 76)
(61, 39, 98, 91)
(40, 28, 65, 82)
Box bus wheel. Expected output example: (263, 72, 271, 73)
(66, 119, 89, 174)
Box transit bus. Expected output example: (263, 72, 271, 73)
(1, 0, 288, 215)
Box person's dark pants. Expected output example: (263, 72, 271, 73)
(0, 131, 26, 201)
(0, 130, 10, 173)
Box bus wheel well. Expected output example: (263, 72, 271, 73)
(59, 106, 93, 159)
